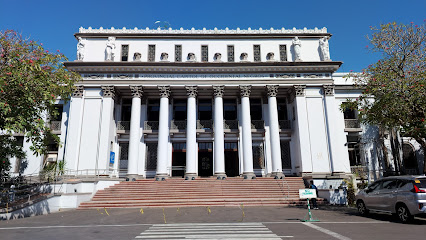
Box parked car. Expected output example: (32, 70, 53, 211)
(355, 176, 426, 223)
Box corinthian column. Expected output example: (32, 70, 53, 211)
(240, 85, 256, 179)
(267, 85, 284, 179)
(156, 86, 170, 181)
(213, 86, 226, 179)
(127, 86, 143, 180)
(185, 86, 198, 180)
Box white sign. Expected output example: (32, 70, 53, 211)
(299, 189, 317, 199)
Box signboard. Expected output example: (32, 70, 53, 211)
(299, 189, 317, 199)
(109, 152, 115, 164)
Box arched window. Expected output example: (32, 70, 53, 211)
(402, 143, 418, 171)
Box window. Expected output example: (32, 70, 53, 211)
(382, 180, 398, 190)
(201, 45, 208, 62)
(147, 99, 160, 121)
(148, 45, 155, 62)
(277, 98, 288, 120)
(121, 45, 129, 61)
(227, 45, 234, 62)
(347, 134, 361, 166)
(51, 105, 63, 121)
(224, 99, 237, 120)
(403, 143, 418, 170)
(198, 99, 212, 120)
(173, 99, 187, 120)
(121, 99, 132, 121)
(367, 181, 382, 192)
(279, 45, 287, 61)
(250, 99, 262, 120)
(253, 45, 261, 62)
(175, 45, 182, 62)
(343, 107, 356, 119)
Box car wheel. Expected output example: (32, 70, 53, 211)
(396, 204, 413, 223)
(357, 200, 368, 215)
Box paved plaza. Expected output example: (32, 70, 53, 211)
(1, 206, 425, 239)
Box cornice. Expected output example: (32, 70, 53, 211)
(75, 27, 332, 39)
(64, 61, 342, 74)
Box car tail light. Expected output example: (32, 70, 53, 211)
(411, 185, 426, 193)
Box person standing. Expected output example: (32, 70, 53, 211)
(310, 180, 319, 209)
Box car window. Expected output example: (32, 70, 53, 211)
(368, 181, 382, 192)
(382, 180, 398, 189)
(414, 179, 426, 188)
(398, 180, 413, 190)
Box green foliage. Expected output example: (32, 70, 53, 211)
(343, 178, 356, 206)
(342, 22, 426, 157)
(0, 30, 81, 169)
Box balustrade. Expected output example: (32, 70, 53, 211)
(251, 120, 265, 129)
(117, 121, 130, 130)
(171, 120, 187, 130)
(144, 121, 159, 130)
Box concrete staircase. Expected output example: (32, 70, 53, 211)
(79, 177, 312, 209)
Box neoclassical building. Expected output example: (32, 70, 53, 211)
(13, 26, 424, 186)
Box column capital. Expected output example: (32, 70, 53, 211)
(72, 85, 84, 98)
(294, 85, 306, 96)
(158, 86, 171, 98)
(130, 85, 143, 98)
(239, 85, 252, 97)
(323, 84, 335, 96)
(101, 85, 115, 98)
(266, 85, 279, 97)
(213, 85, 225, 97)
(185, 86, 198, 98)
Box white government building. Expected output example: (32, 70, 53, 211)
(10, 26, 424, 186)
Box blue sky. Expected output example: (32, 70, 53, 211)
(1, 0, 425, 72)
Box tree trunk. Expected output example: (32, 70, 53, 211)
(389, 128, 404, 175)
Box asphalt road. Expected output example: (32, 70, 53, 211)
(1, 206, 425, 240)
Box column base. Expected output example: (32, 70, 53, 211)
(126, 174, 138, 181)
(271, 172, 285, 179)
(243, 172, 256, 180)
(155, 173, 169, 181)
(184, 173, 197, 181)
(214, 173, 227, 180)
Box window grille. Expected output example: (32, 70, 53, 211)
(227, 45, 234, 62)
(252, 141, 265, 169)
(279, 45, 287, 61)
(121, 45, 129, 61)
(281, 141, 291, 169)
(253, 45, 261, 62)
(146, 143, 158, 171)
(175, 45, 182, 62)
(201, 45, 208, 62)
(148, 45, 155, 62)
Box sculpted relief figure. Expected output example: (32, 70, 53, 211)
(160, 52, 169, 61)
(319, 36, 331, 61)
(187, 53, 196, 61)
(105, 37, 116, 61)
(292, 36, 302, 61)
(133, 52, 142, 61)
(76, 37, 85, 61)
(213, 53, 222, 62)
(240, 52, 248, 61)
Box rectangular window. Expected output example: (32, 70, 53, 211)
(175, 45, 182, 62)
(173, 99, 187, 120)
(277, 98, 288, 120)
(198, 99, 212, 120)
(201, 45, 208, 62)
(148, 45, 155, 62)
(279, 45, 287, 61)
(121, 45, 129, 61)
(250, 98, 262, 120)
(224, 99, 237, 120)
(227, 45, 234, 62)
(121, 99, 132, 121)
(253, 45, 261, 62)
(147, 99, 160, 121)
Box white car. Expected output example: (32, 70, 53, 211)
(355, 176, 426, 223)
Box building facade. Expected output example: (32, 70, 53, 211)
(9, 27, 424, 185)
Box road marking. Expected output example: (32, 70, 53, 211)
(0, 223, 152, 230)
(302, 222, 352, 240)
(135, 222, 290, 239)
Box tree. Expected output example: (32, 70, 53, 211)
(0, 30, 80, 177)
(343, 22, 426, 173)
